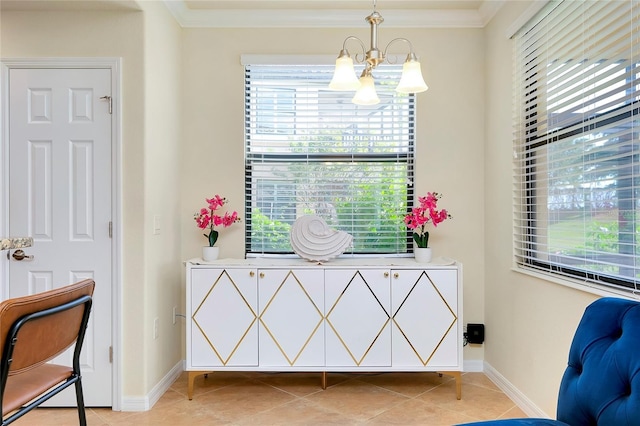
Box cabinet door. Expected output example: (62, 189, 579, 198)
(325, 269, 391, 367)
(189, 268, 258, 367)
(391, 269, 459, 368)
(258, 269, 325, 367)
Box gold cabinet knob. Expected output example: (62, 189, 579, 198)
(249, 271, 255, 277)
(394, 273, 399, 279)
(384, 272, 389, 278)
(259, 272, 265, 279)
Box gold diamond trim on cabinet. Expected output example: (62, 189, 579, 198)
(259, 270, 323, 366)
(392, 271, 457, 366)
(192, 270, 257, 365)
(326, 271, 390, 366)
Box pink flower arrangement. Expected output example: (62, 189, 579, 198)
(194, 195, 241, 247)
(404, 192, 452, 248)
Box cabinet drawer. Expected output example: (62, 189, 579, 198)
(189, 268, 258, 367)
(325, 269, 392, 367)
(391, 269, 459, 368)
(258, 269, 325, 367)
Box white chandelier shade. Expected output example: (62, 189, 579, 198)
(352, 68, 380, 105)
(329, 1, 428, 104)
(328, 54, 361, 91)
(396, 54, 428, 94)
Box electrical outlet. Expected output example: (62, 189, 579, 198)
(153, 215, 161, 235)
(153, 317, 159, 339)
(173, 306, 177, 325)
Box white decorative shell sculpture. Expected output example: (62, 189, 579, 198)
(290, 215, 353, 262)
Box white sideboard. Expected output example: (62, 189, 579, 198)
(185, 257, 463, 399)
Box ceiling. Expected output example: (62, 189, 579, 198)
(0, 0, 505, 28)
(166, 0, 505, 28)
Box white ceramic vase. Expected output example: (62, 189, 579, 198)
(290, 215, 353, 262)
(414, 247, 432, 263)
(202, 246, 219, 262)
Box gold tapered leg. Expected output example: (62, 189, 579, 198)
(321, 372, 327, 389)
(439, 371, 462, 400)
(188, 371, 211, 400)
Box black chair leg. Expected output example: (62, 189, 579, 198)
(74, 378, 87, 426)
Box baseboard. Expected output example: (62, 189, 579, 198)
(483, 361, 550, 418)
(120, 360, 183, 411)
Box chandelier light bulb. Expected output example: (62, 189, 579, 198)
(329, 52, 360, 91)
(352, 71, 380, 105)
(396, 56, 429, 94)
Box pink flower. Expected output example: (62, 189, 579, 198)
(206, 195, 226, 211)
(195, 208, 211, 229)
(403, 192, 452, 248)
(194, 195, 241, 247)
(221, 211, 238, 227)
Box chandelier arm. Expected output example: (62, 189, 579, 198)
(382, 37, 417, 64)
(341, 36, 367, 64)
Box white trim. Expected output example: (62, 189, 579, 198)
(120, 361, 183, 412)
(0, 64, 9, 301)
(241, 54, 337, 66)
(484, 361, 551, 418)
(512, 264, 640, 301)
(163, 0, 500, 29)
(0, 57, 122, 69)
(0, 57, 123, 411)
(479, 0, 505, 26)
(505, 0, 550, 39)
(112, 58, 124, 413)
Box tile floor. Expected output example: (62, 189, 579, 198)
(13, 371, 527, 425)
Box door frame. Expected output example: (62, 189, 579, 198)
(0, 57, 123, 411)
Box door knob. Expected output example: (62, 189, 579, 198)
(10, 249, 34, 261)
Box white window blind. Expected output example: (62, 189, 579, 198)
(513, 0, 640, 292)
(244, 63, 415, 255)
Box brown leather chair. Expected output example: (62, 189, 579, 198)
(0, 279, 95, 426)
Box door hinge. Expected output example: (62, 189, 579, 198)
(100, 95, 112, 114)
(109, 346, 113, 363)
(109, 221, 113, 238)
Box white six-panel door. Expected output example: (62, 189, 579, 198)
(7, 68, 113, 406)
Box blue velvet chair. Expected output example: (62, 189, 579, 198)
(459, 297, 640, 426)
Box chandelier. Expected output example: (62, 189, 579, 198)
(329, 0, 429, 105)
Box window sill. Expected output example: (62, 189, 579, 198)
(246, 253, 414, 259)
(511, 264, 639, 301)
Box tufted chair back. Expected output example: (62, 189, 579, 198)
(556, 297, 640, 425)
(457, 297, 640, 426)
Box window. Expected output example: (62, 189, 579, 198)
(244, 62, 415, 255)
(514, 0, 640, 292)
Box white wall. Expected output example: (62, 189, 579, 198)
(179, 26, 487, 365)
(484, 1, 600, 416)
(141, 0, 183, 396)
(1, 3, 184, 402)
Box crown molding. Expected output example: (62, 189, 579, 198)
(163, 1, 505, 29)
(478, 0, 504, 26)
